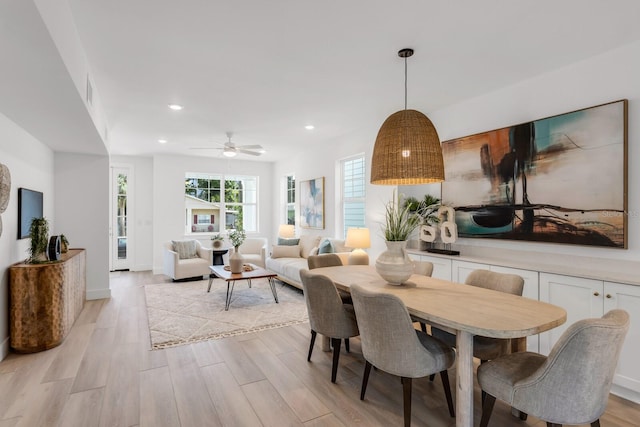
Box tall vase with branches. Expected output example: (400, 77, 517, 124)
(376, 192, 419, 285)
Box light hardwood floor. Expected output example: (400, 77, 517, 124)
(1, 271, 638, 427)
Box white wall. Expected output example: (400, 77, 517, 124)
(0, 112, 55, 359)
(151, 154, 275, 274)
(417, 40, 640, 263)
(55, 152, 110, 299)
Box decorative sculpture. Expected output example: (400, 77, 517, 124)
(420, 205, 460, 255)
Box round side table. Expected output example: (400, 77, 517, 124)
(211, 249, 228, 266)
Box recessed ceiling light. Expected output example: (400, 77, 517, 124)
(305, 125, 315, 130)
(158, 139, 167, 144)
(168, 104, 183, 111)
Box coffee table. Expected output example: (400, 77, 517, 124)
(207, 264, 279, 310)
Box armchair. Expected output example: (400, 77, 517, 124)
(232, 237, 268, 268)
(163, 240, 212, 280)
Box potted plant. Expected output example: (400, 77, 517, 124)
(211, 233, 224, 249)
(28, 217, 49, 263)
(228, 227, 246, 273)
(376, 192, 418, 285)
(403, 194, 441, 250)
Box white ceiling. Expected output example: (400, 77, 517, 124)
(6, 1, 640, 162)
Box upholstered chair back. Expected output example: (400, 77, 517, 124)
(299, 270, 358, 339)
(465, 269, 524, 295)
(307, 254, 343, 270)
(413, 261, 434, 277)
(350, 284, 454, 378)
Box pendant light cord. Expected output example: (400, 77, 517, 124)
(404, 55, 408, 110)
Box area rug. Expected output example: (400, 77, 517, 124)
(143, 278, 308, 349)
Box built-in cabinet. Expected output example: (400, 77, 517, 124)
(407, 249, 640, 403)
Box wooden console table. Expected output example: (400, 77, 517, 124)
(9, 249, 86, 353)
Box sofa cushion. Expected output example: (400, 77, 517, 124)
(277, 237, 300, 246)
(318, 238, 335, 254)
(299, 234, 321, 259)
(172, 240, 198, 259)
(271, 244, 301, 259)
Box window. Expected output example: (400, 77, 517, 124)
(341, 155, 366, 237)
(185, 173, 258, 233)
(286, 174, 295, 225)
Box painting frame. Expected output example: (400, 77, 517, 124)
(299, 177, 325, 229)
(441, 99, 628, 249)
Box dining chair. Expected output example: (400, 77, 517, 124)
(299, 269, 359, 383)
(412, 261, 434, 333)
(350, 284, 456, 427)
(477, 309, 629, 427)
(431, 269, 524, 361)
(307, 254, 352, 303)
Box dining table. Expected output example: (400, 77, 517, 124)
(311, 265, 567, 427)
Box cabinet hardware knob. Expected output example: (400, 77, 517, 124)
(606, 294, 612, 299)
(593, 292, 600, 297)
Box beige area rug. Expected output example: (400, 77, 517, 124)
(144, 278, 308, 349)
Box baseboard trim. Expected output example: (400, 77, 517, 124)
(87, 288, 111, 300)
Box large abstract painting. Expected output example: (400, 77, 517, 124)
(441, 100, 628, 248)
(300, 177, 324, 229)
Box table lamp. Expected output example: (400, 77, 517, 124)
(278, 224, 295, 238)
(345, 227, 371, 265)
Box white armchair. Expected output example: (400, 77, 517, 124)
(231, 237, 268, 268)
(163, 240, 213, 280)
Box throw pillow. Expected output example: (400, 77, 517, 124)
(298, 234, 321, 259)
(271, 244, 302, 259)
(277, 237, 300, 246)
(172, 240, 198, 259)
(318, 239, 335, 254)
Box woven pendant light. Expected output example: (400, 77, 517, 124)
(371, 48, 445, 185)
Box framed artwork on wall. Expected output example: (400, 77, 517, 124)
(299, 177, 325, 229)
(441, 99, 628, 248)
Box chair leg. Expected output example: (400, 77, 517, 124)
(420, 322, 427, 333)
(591, 420, 600, 427)
(331, 337, 341, 383)
(307, 330, 317, 362)
(360, 361, 372, 400)
(401, 377, 412, 427)
(546, 423, 562, 427)
(479, 394, 496, 427)
(429, 374, 435, 381)
(344, 338, 350, 353)
(439, 370, 455, 417)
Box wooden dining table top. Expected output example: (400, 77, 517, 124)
(311, 265, 567, 339)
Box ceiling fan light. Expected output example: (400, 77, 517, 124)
(223, 149, 236, 158)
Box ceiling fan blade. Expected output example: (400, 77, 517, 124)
(237, 145, 263, 150)
(189, 147, 223, 150)
(237, 149, 262, 156)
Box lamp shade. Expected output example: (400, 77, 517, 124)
(345, 227, 371, 249)
(370, 109, 445, 185)
(278, 224, 295, 238)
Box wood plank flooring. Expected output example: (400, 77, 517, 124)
(1, 270, 639, 427)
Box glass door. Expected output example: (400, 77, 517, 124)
(111, 166, 130, 271)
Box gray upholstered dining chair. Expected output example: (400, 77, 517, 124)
(299, 269, 359, 383)
(477, 309, 629, 427)
(431, 269, 525, 361)
(350, 284, 456, 427)
(412, 260, 434, 333)
(307, 254, 352, 303)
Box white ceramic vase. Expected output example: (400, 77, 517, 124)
(375, 240, 414, 285)
(229, 246, 244, 273)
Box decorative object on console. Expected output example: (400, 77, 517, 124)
(60, 234, 69, 253)
(228, 227, 246, 273)
(47, 235, 61, 261)
(211, 233, 224, 249)
(345, 227, 371, 265)
(442, 99, 628, 248)
(422, 206, 460, 256)
(371, 48, 444, 185)
(376, 192, 419, 285)
(28, 217, 49, 263)
(404, 194, 441, 251)
(300, 177, 324, 229)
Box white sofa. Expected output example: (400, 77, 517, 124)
(230, 237, 268, 268)
(163, 240, 213, 280)
(265, 234, 351, 290)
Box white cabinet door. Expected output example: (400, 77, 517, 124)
(451, 260, 491, 284)
(539, 272, 603, 355)
(492, 265, 540, 352)
(604, 281, 640, 401)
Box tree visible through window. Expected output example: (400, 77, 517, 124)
(184, 173, 258, 233)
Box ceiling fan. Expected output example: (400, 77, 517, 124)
(190, 132, 265, 157)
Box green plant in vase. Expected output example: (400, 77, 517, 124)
(382, 192, 421, 241)
(28, 217, 49, 263)
(211, 233, 224, 249)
